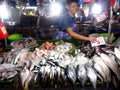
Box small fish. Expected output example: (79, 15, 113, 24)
(20, 66, 30, 89)
(60, 68, 67, 82)
(6, 70, 18, 79)
(49, 66, 55, 80)
(86, 65, 97, 89)
(14, 52, 21, 64)
(76, 65, 87, 87)
(24, 71, 35, 90)
(39, 66, 46, 79)
(55, 66, 61, 80)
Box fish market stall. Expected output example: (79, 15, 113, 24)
(0, 37, 120, 90)
(0, 0, 120, 90)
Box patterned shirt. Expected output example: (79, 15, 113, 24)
(54, 10, 76, 40)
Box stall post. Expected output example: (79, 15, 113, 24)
(107, 0, 116, 43)
(107, 6, 113, 43)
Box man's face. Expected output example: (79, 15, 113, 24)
(67, 2, 79, 16)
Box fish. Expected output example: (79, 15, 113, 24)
(49, 66, 55, 80)
(0, 63, 16, 69)
(55, 66, 61, 80)
(60, 68, 67, 83)
(0, 63, 20, 80)
(6, 70, 18, 79)
(28, 60, 35, 71)
(24, 71, 35, 90)
(93, 55, 111, 83)
(86, 65, 97, 89)
(14, 52, 21, 64)
(44, 65, 51, 77)
(114, 47, 120, 60)
(111, 74, 119, 89)
(93, 63, 107, 82)
(65, 65, 76, 85)
(20, 66, 30, 89)
(39, 66, 46, 77)
(99, 53, 120, 80)
(75, 55, 89, 66)
(76, 65, 87, 87)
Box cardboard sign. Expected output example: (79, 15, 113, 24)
(91, 37, 106, 47)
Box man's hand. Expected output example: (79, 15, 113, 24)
(87, 36, 97, 42)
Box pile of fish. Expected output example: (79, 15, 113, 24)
(10, 37, 37, 51)
(0, 40, 120, 89)
(0, 63, 21, 81)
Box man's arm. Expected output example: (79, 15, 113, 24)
(66, 28, 96, 42)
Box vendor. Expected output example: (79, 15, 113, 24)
(54, 0, 97, 42)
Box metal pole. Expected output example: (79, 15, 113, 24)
(107, 6, 113, 44)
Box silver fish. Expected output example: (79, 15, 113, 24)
(100, 53, 120, 80)
(0, 63, 15, 70)
(49, 66, 55, 80)
(65, 65, 76, 84)
(55, 66, 61, 80)
(111, 74, 119, 88)
(76, 65, 87, 87)
(86, 65, 97, 89)
(28, 60, 35, 71)
(14, 52, 21, 64)
(93, 55, 111, 83)
(39, 66, 45, 77)
(60, 68, 67, 82)
(6, 70, 18, 79)
(24, 71, 35, 90)
(114, 47, 120, 60)
(93, 63, 106, 82)
(20, 66, 30, 89)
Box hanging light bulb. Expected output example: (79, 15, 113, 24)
(50, 2, 62, 16)
(92, 3, 102, 15)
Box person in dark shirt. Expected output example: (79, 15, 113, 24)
(54, 0, 96, 42)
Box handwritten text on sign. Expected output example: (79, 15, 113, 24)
(91, 37, 106, 47)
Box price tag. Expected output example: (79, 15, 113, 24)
(91, 37, 106, 47)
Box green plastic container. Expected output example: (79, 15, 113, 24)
(8, 34, 23, 42)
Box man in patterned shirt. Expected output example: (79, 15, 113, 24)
(54, 0, 96, 42)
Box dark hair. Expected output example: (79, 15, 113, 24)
(66, 0, 78, 6)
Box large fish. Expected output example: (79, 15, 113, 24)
(114, 47, 120, 60)
(65, 65, 76, 85)
(93, 55, 111, 83)
(76, 65, 87, 87)
(99, 53, 120, 80)
(93, 63, 107, 82)
(86, 65, 97, 89)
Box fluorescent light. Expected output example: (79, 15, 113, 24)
(25, 6, 37, 11)
(0, 4, 9, 19)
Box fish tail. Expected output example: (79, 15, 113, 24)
(118, 72, 120, 80)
